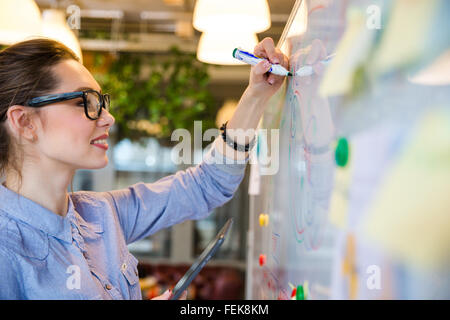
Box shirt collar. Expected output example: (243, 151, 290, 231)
(0, 183, 73, 243)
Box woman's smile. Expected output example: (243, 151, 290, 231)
(90, 134, 109, 150)
(91, 141, 109, 150)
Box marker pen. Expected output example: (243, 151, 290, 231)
(233, 48, 292, 76)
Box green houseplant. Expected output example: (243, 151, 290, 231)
(92, 47, 217, 147)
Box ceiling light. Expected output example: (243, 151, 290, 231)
(41, 9, 83, 62)
(0, 0, 42, 45)
(193, 0, 271, 33)
(197, 31, 258, 65)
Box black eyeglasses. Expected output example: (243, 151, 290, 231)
(23, 89, 110, 121)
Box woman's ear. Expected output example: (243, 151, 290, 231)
(6, 105, 37, 142)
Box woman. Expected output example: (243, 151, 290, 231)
(0, 37, 288, 299)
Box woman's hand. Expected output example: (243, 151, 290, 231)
(221, 37, 289, 158)
(247, 37, 290, 100)
(151, 289, 188, 300)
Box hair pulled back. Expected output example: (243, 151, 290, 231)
(0, 38, 79, 182)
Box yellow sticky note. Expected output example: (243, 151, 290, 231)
(363, 108, 450, 270)
(328, 167, 351, 229)
(371, 0, 439, 75)
(329, 144, 354, 229)
(319, 8, 376, 97)
(259, 213, 269, 227)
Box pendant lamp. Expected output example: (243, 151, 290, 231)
(197, 31, 258, 65)
(193, 0, 271, 33)
(41, 9, 83, 62)
(0, 0, 42, 45)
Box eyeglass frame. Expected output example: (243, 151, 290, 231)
(0, 89, 110, 122)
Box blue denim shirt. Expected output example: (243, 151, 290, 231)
(0, 145, 248, 299)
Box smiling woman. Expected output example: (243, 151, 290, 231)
(0, 36, 289, 300)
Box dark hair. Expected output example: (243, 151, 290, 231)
(0, 38, 80, 186)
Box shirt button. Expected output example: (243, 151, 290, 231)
(121, 263, 127, 271)
(105, 284, 112, 290)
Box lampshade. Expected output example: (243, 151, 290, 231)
(197, 31, 258, 65)
(193, 0, 271, 33)
(0, 0, 42, 45)
(42, 9, 83, 62)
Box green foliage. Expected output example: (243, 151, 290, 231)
(93, 47, 216, 145)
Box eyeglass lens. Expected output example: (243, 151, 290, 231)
(86, 91, 102, 119)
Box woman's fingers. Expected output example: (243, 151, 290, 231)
(151, 289, 172, 300)
(254, 37, 274, 60)
(253, 59, 272, 76)
(150, 289, 187, 300)
(254, 37, 285, 65)
(248, 36, 290, 96)
(253, 37, 289, 85)
(178, 290, 188, 300)
(267, 73, 279, 85)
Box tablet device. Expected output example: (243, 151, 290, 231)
(169, 218, 233, 300)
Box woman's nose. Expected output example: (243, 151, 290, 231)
(97, 108, 115, 127)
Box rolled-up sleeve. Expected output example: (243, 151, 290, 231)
(106, 139, 249, 244)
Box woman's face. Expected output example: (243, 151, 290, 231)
(33, 59, 115, 171)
